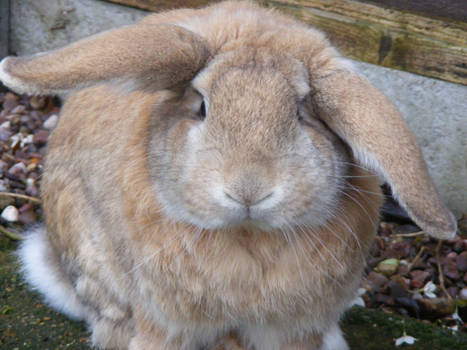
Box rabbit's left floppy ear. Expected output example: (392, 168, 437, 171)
(310, 69, 457, 239)
(0, 24, 210, 95)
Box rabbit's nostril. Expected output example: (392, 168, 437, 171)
(224, 191, 244, 205)
(224, 191, 273, 207)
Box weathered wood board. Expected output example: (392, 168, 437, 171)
(106, 0, 467, 85)
(359, 0, 467, 23)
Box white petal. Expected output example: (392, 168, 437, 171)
(395, 335, 417, 346)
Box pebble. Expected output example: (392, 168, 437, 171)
(443, 262, 459, 280)
(0, 179, 8, 192)
(456, 251, 467, 272)
(0, 128, 11, 141)
(366, 271, 388, 290)
(460, 287, 467, 300)
(11, 105, 26, 115)
(409, 270, 430, 289)
(388, 277, 408, 298)
(1, 205, 19, 222)
(417, 298, 457, 319)
(43, 114, 58, 130)
(18, 210, 36, 225)
(0, 120, 10, 129)
(29, 96, 46, 110)
(376, 258, 400, 277)
(2, 93, 19, 110)
(33, 129, 49, 145)
(8, 162, 27, 176)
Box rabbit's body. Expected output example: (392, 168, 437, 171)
(2, 1, 456, 349)
(32, 84, 380, 349)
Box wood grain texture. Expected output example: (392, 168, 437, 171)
(359, 0, 467, 23)
(105, 0, 467, 84)
(106, 0, 214, 11)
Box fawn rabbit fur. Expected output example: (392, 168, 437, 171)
(0, 1, 456, 349)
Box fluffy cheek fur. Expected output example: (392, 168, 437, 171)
(151, 118, 348, 231)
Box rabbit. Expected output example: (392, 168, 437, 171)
(0, 1, 457, 349)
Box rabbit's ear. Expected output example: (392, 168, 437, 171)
(310, 69, 457, 239)
(0, 24, 210, 95)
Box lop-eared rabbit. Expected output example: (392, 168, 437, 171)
(0, 1, 456, 349)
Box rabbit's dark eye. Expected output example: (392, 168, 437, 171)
(199, 100, 207, 119)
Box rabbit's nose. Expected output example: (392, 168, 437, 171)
(223, 168, 274, 208)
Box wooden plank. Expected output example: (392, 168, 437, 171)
(106, 0, 214, 11)
(104, 0, 467, 85)
(0, 0, 9, 59)
(359, 0, 467, 23)
(264, 0, 467, 85)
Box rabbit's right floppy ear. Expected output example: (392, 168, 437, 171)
(310, 69, 457, 240)
(0, 24, 210, 95)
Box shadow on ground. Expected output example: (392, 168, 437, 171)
(1, 237, 466, 349)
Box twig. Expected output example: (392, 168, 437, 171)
(435, 240, 452, 300)
(408, 246, 426, 272)
(0, 192, 41, 204)
(0, 225, 25, 240)
(395, 230, 426, 238)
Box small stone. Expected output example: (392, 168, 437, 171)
(447, 286, 458, 299)
(376, 258, 400, 277)
(443, 262, 459, 280)
(0, 128, 11, 141)
(456, 251, 467, 272)
(29, 96, 46, 110)
(1, 205, 19, 222)
(0, 179, 8, 192)
(11, 105, 26, 115)
(43, 114, 58, 130)
(8, 162, 27, 176)
(0, 121, 10, 129)
(2, 93, 19, 110)
(366, 271, 388, 291)
(395, 296, 420, 318)
(446, 251, 458, 262)
(388, 277, 408, 299)
(460, 287, 467, 300)
(18, 210, 37, 225)
(26, 162, 37, 172)
(409, 270, 430, 289)
(384, 241, 411, 259)
(0, 160, 8, 171)
(375, 293, 394, 306)
(417, 298, 457, 320)
(33, 129, 49, 145)
(25, 185, 39, 198)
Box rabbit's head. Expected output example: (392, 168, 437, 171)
(0, 9, 457, 239)
(148, 47, 348, 231)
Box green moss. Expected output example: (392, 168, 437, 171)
(342, 306, 467, 349)
(0, 239, 90, 349)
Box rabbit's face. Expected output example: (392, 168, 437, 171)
(149, 49, 348, 230)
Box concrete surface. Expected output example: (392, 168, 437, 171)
(353, 61, 467, 217)
(10, 0, 146, 55)
(8, 0, 467, 216)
